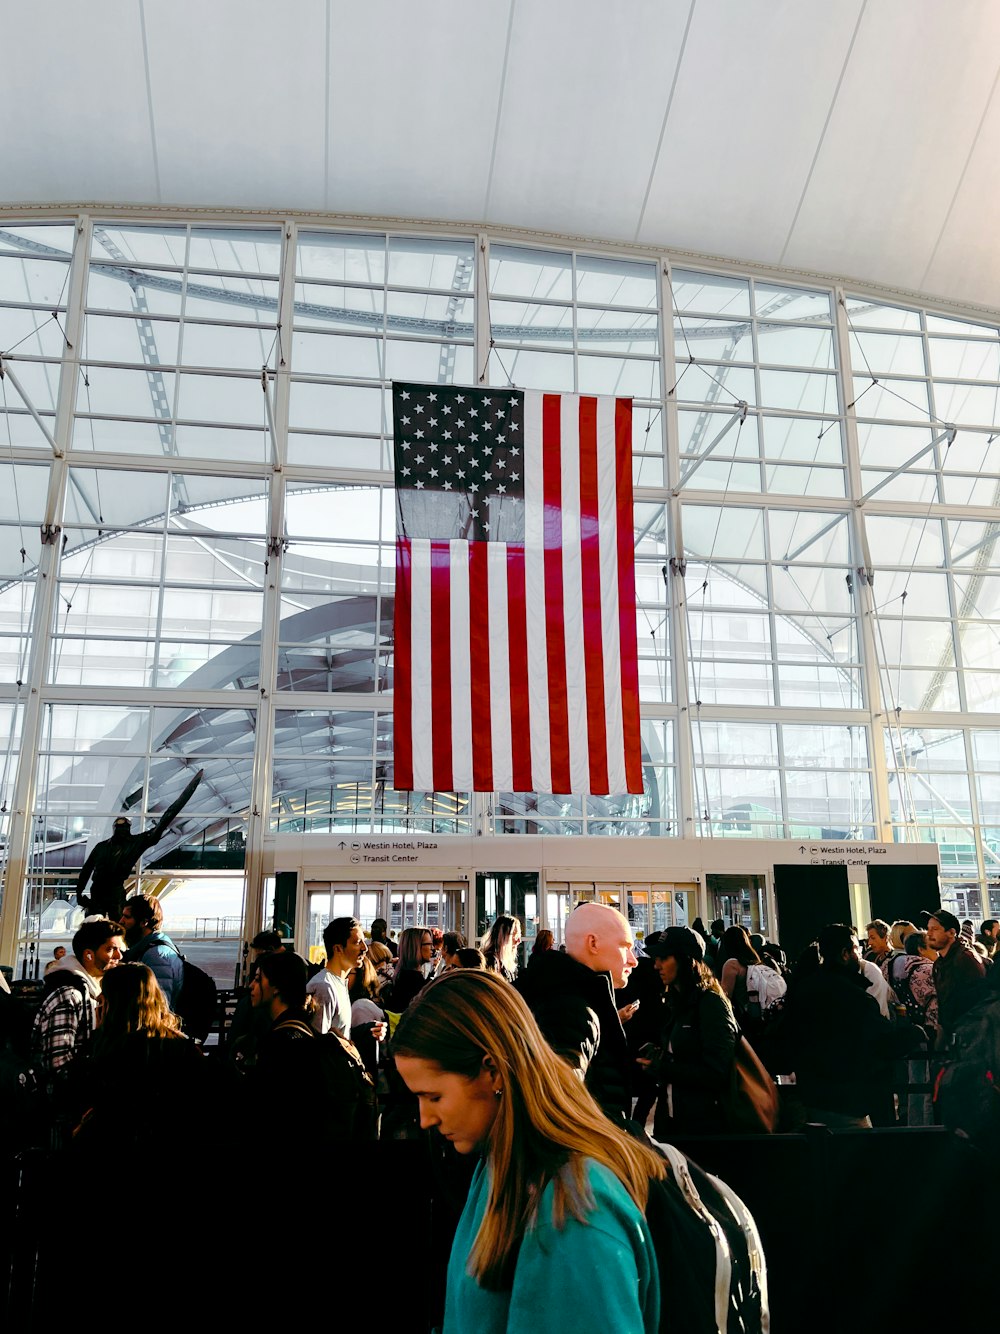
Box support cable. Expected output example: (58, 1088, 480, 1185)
(0, 371, 32, 688)
(888, 429, 956, 716)
(682, 411, 748, 835)
(477, 238, 515, 386)
(50, 373, 106, 681)
(842, 297, 953, 428)
(0, 371, 31, 845)
(870, 598, 920, 840)
(0, 257, 72, 360)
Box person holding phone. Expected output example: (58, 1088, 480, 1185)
(637, 927, 738, 1139)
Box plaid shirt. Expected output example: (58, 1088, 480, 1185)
(32, 976, 96, 1077)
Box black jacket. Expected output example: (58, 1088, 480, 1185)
(385, 968, 425, 1014)
(933, 940, 986, 1041)
(518, 949, 631, 1123)
(652, 987, 738, 1137)
(781, 965, 897, 1116)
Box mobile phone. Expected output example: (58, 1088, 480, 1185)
(637, 1042, 659, 1059)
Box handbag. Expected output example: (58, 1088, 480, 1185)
(724, 1032, 779, 1134)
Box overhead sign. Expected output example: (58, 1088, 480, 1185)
(330, 836, 474, 868)
(271, 833, 941, 886)
(781, 841, 940, 876)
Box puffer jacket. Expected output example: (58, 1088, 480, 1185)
(123, 931, 184, 1010)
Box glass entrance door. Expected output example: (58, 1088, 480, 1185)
(474, 872, 540, 949)
(388, 882, 466, 935)
(547, 882, 699, 946)
(306, 881, 466, 961)
(707, 873, 768, 933)
(545, 886, 572, 947)
(305, 882, 383, 960)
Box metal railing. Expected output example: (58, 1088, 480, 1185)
(192, 916, 243, 940)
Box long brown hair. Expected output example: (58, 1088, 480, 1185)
(530, 929, 554, 956)
(394, 969, 664, 1289)
(480, 913, 521, 977)
(93, 962, 183, 1055)
(719, 924, 761, 969)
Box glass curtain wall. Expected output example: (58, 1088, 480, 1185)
(1, 213, 1000, 951)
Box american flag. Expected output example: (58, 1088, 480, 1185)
(391, 381, 642, 796)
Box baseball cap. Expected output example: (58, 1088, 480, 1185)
(921, 907, 960, 934)
(649, 925, 705, 964)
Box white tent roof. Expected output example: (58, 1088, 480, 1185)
(4, 0, 1000, 312)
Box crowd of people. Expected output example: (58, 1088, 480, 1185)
(2, 894, 997, 1330)
(8, 899, 995, 1143)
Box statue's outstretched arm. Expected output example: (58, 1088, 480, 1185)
(149, 767, 205, 842)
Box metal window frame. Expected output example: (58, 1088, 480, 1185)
(4, 208, 1000, 963)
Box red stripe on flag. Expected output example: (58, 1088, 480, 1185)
(579, 396, 609, 794)
(615, 399, 642, 793)
(430, 540, 453, 792)
(469, 541, 493, 791)
(507, 544, 532, 793)
(543, 393, 571, 793)
(394, 539, 414, 790)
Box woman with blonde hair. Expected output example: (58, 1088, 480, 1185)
(888, 920, 916, 952)
(367, 938, 395, 991)
(394, 969, 662, 1332)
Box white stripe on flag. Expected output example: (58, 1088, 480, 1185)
(409, 537, 435, 792)
(523, 390, 551, 793)
(560, 395, 590, 794)
(450, 538, 472, 791)
(596, 395, 627, 794)
(487, 542, 513, 792)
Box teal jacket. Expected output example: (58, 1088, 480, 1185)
(123, 931, 184, 1010)
(444, 1156, 659, 1334)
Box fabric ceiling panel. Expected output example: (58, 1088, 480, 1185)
(781, 0, 1000, 296)
(922, 79, 1000, 310)
(487, 0, 684, 239)
(635, 0, 861, 261)
(3, 1, 158, 202)
(143, 0, 327, 208)
(7, 0, 1000, 312)
(326, 1, 510, 218)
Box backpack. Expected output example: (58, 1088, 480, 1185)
(745, 965, 787, 1021)
(629, 1126, 769, 1334)
(171, 953, 218, 1043)
(884, 958, 927, 1030)
(935, 993, 1000, 1148)
(275, 1018, 377, 1142)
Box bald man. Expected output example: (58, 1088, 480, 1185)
(518, 903, 638, 1124)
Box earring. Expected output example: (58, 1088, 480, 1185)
(494, 1087, 503, 1099)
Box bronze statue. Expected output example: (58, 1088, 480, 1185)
(76, 768, 205, 920)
